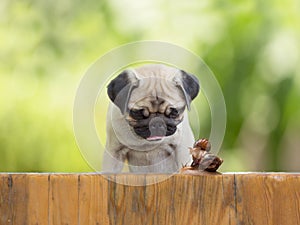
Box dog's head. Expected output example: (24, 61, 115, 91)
(107, 64, 199, 141)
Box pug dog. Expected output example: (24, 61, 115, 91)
(102, 64, 199, 173)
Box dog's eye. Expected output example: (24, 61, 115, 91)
(169, 108, 179, 119)
(129, 109, 147, 120)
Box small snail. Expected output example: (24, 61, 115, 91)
(180, 138, 223, 174)
(193, 138, 211, 151)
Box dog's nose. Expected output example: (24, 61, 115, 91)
(149, 117, 167, 137)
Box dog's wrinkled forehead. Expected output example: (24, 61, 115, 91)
(133, 64, 180, 79)
(129, 64, 186, 110)
(107, 64, 200, 114)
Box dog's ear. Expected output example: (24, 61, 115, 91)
(107, 70, 139, 114)
(174, 70, 200, 110)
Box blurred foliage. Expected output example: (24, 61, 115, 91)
(0, 0, 299, 172)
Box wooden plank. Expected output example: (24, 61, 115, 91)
(0, 174, 13, 225)
(149, 175, 176, 225)
(107, 174, 148, 225)
(105, 174, 174, 225)
(9, 174, 27, 224)
(235, 173, 300, 225)
(172, 174, 236, 225)
(49, 174, 79, 225)
(143, 175, 160, 225)
(78, 174, 109, 225)
(26, 174, 49, 225)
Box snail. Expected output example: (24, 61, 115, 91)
(180, 138, 223, 174)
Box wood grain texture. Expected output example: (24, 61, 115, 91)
(26, 174, 49, 225)
(78, 174, 109, 225)
(0, 174, 49, 225)
(49, 174, 79, 225)
(235, 173, 300, 225)
(0, 174, 13, 225)
(0, 173, 299, 225)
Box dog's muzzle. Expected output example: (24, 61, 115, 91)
(129, 113, 182, 141)
(147, 117, 167, 141)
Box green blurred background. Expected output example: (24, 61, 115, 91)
(1, 0, 299, 172)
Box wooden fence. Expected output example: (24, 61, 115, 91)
(0, 173, 300, 225)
